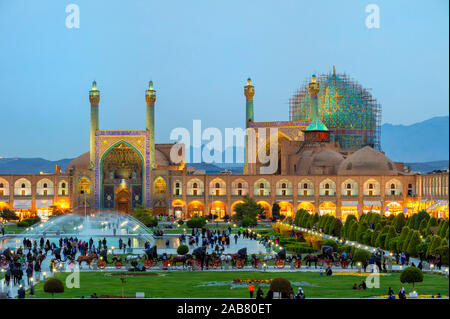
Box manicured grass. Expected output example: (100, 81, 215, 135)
(28, 271, 448, 299)
(2, 224, 24, 234)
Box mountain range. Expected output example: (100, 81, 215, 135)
(0, 116, 448, 175)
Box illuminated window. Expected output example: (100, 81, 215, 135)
(154, 177, 166, 194)
(238, 189, 242, 196)
(369, 190, 373, 196)
(21, 190, 25, 195)
(215, 190, 220, 195)
(78, 177, 91, 195)
(193, 189, 198, 196)
(62, 190, 66, 196)
(43, 190, 48, 195)
(0, 190, 3, 195)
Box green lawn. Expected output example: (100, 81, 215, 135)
(2, 224, 24, 234)
(29, 271, 448, 299)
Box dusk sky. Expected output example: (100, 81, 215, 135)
(0, 0, 448, 160)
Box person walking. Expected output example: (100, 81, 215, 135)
(256, 287, 264, 299)
(248, 282, 255, 298)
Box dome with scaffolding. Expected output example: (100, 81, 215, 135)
(289, 66, 381, 151)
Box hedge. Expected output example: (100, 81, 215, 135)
(17, 217, 41, 228)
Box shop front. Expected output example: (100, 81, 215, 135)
(341, 201, 358, 222)
(13, 200, 33, 219)
(36, 199, 53, 221)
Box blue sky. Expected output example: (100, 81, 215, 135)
(0, 0, 448, 160)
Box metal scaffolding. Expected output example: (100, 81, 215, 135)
(289, 68, 381, 151)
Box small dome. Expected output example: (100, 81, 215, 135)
(297, 148, 344, 175)
(66, 152, 90, 172)
(155, 149, 169, 166)
(313, 149, 344, 167)
(337, 146, 397, 176)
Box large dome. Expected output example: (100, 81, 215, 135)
(337, 146, 397, 176)
(289, 68, 381, 151)
(66, 152, 90, 172)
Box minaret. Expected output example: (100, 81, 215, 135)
(308, 74, 319, 120)
(145, 81, 156, 168)
(244, 78, 255, 126)
(89, 81, 100, 169)
(244, 78, 255, 175)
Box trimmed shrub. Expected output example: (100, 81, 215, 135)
(44, 278, 64, 298)
(17, 217, 41, 228)
(241, 217, 257, 228)
(400, 266, 424, 291)
(406, 230, 421, 256)
(177, 244, 189, 255)
(353, 249, 371, 264)
(375, 233, 388, 249)
(186, 217, 207, 228)
(438, 245, 449, 266)
(338, 245, 355, 254)
(414, 210, 430, 230)
(269, 278, 292, 297)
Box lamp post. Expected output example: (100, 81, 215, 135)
(84, 191, 87, 220)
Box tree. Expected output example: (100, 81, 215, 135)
(271, 203, 281, 221)
(43, 278, 64, 298)
(269, 278, 292, 298)
(393, 213, 406, 232)
(384, 226, 397, 249)
(400, 266, 423, 291)
(414, 210, 430, 230)
(406, 231, 421, 256)
(353, 249, 371, 270)
(0, 209, 19, 221)
(233, 195, 262, 224)
(119, 276, 127, 298)
(177, 244, 189, 255)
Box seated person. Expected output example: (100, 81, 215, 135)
(352, 283, 358, 290)
(325, 266, 333, 276)
(358, 280, 367, 290)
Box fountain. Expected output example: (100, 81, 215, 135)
(2, 211, 156, 250)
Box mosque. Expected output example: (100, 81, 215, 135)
(0, 68, 448, 221)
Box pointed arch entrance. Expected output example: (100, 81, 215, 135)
(100, 141, 144, 211)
